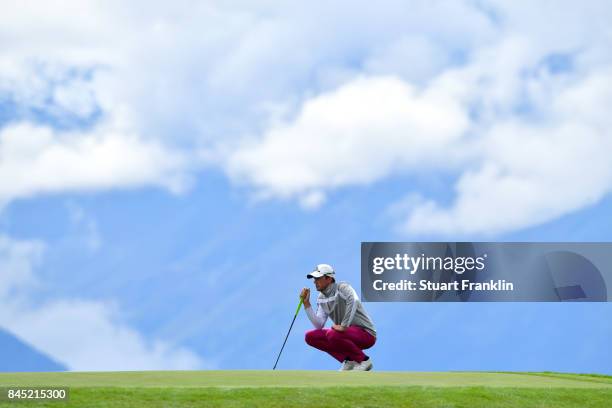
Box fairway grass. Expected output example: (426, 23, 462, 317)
(1, 371, 611, 407)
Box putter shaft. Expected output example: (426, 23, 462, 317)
(273, 298, 303, 370)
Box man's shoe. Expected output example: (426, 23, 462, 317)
(352, 358, 373, 371)
(338, 359, 356, 371)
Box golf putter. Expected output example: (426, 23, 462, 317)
(273, 297, 303, 370)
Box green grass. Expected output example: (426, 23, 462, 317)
(1, 371, 611, 407)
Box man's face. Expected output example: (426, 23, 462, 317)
(314, 275, 333, 291)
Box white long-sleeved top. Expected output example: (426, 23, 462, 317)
(305, 281, 376, 336)
(305, 302, 327, 328)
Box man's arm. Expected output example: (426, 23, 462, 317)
(300, 287, 327, 328)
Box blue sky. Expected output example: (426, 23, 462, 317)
(0, 1, 611, 372)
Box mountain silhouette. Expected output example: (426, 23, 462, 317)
(0, 328, 66, 372)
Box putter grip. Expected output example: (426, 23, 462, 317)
(295, 298, 304, 316)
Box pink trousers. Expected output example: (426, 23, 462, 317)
(305, 327, 376, 363)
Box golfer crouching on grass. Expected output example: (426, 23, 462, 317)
(300, 264, 376, 371)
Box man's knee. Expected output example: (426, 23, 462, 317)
(305, 329, 322, 346)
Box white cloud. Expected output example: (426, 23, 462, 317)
(0, 235, 208, 370)
(299, 190, 326, 210)
(1, 0, 611, 235)
(227, 76, 470, 205)
(52, 78, 98, 118)
(224, 5, 612, 235)
(65, 201, 102, 251)
(5, 299, 205, 371)
(0, 119, 193, 207)
(0, 236, 44, 299)
(363, 35, 451, 84)
(404, 68, 612, 235)
(0, 1, 494, 138)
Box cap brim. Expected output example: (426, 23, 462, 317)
(307, 271, 325, 279)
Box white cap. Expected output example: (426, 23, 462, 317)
(307, 264, 335, 279)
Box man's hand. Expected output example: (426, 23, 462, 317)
(300, 287, 311, 308)
(332, 324, 346, 332)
